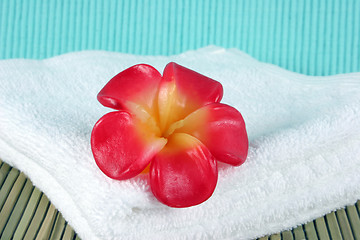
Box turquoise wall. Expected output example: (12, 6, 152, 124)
(1, 0, 359, 75)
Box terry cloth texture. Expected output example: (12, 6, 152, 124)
(0, 46, 360, 240)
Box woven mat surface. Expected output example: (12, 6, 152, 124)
(0, 0, 359, 75)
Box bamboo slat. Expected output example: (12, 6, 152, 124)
(314, 217, 330, 240)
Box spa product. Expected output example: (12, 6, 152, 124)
(91, 63, 248, 207)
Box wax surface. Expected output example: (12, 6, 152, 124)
(91, 62, 248, 207)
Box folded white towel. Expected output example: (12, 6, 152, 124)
(0, 46, 360, 240)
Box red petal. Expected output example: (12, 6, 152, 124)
(175, 103, 248, 166)
(158, 62, 223, 132)
(97, 64, 162, 115)
(150, 133, 217, 208)
(91, 111, 166, 180)
(163, 62, 223, 104)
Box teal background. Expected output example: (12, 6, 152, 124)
(0, 0, 359, 75)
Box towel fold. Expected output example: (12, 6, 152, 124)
(0, 46, 360, 240)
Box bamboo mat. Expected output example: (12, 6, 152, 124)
(0, 159, 359, 240)
(0, 159, 79, 240)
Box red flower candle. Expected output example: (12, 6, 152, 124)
(91, 63, 248, 208)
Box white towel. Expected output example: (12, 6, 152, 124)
(0, 46, 360, 240)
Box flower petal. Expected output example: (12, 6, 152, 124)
(175, 103, 248, 166)
(158, 62, 223, 132)
(150, 133, 217, 208)
(97, 64, 162, 116)
(91, 111, 167, 180)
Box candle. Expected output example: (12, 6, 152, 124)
(91, 62, 248, 207)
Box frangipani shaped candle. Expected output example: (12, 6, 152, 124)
(91, 63, 248, 208)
